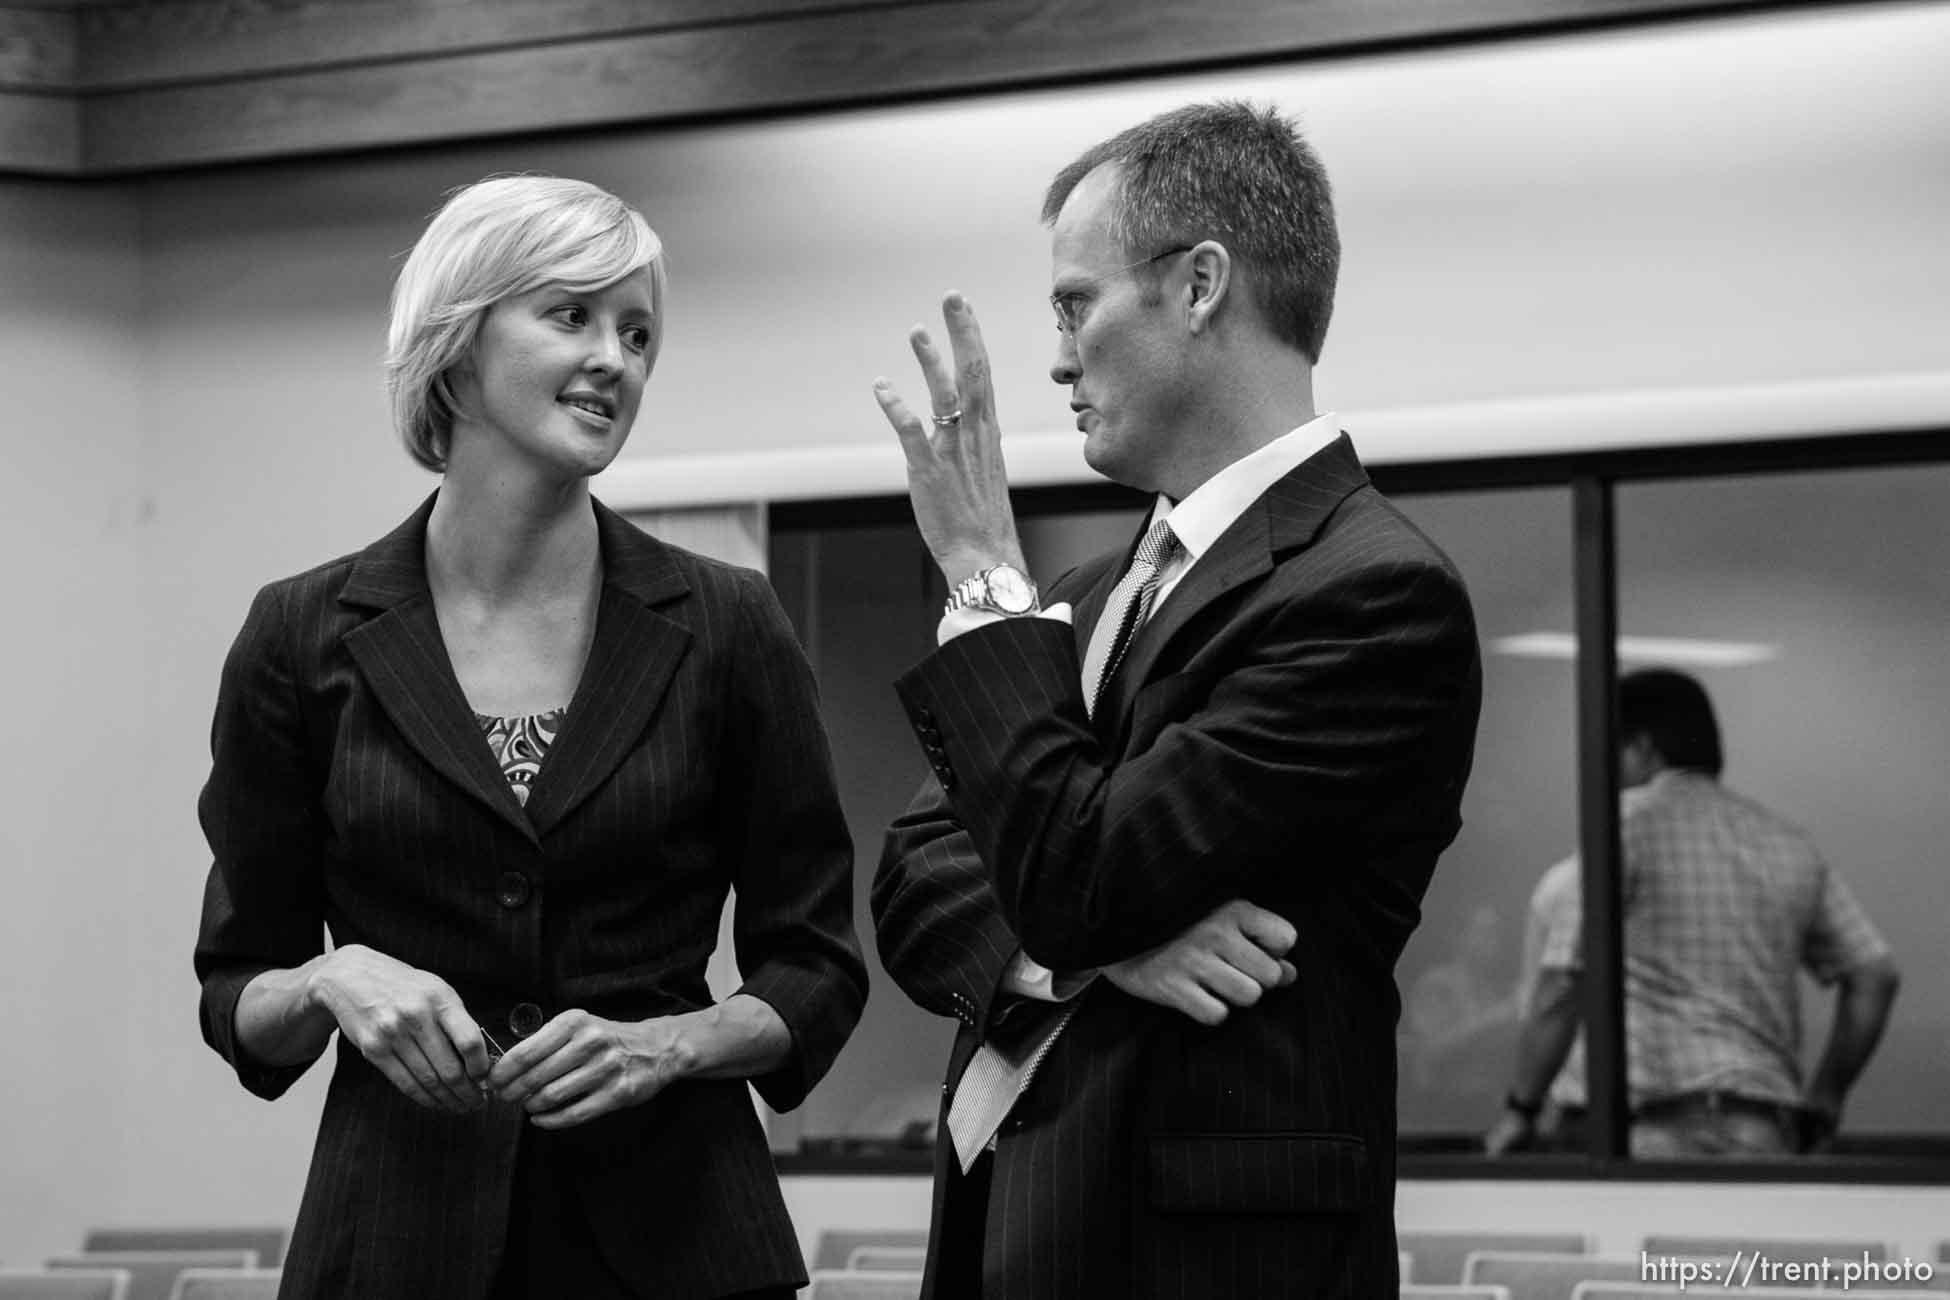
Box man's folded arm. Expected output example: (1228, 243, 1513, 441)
(896, 558, 1479, 969)
(873, 774, 1032, 1036)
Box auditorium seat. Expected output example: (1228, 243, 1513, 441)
(1639, 1234, 1887, 1266)
(45, 1253, 256, 1300)
(804, 1270, 924, 1300)
(0, 1270, 131, 1300)
(84, 1231, 284, 1270)
(165, 1271, 280, 1300)
(1400, 1286, 1512, 1299)
(1402, 1249, 1414, 1282)
(810, 1230, 929, 1270)
(1398, 1233, 1591, 1285)
(1573, 1284, 1950, 1299)
(844, 1246, 927, 1272)
(1463, 1251, 1650, 1300)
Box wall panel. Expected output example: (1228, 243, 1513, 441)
(2, 0, 1863, 175)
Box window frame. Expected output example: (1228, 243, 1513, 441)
(768, 427, 1950, 1182)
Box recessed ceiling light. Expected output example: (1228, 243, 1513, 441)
(1490, 633, 1778, 667)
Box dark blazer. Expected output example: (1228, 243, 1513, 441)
(873, 435, 1481, 1300)
(195, 494, 866, 1300)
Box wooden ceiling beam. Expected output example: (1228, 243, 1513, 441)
(0, 0, 1851, 178)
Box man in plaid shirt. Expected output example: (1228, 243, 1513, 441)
(1485, 669, 1901, 1156)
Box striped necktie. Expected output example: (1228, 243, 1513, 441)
(1079, 517, 1181, 720)
(944, 516, 1181, 1172)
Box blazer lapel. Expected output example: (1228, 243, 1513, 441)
(1095, 433, 1371, 727)
(520, 501, 692, 839)
(339, 494, 537, 842)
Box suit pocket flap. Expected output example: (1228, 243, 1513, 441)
(1147, 1132, 1369, 1214)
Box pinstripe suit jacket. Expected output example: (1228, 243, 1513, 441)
(194, 494, 866, 1300)
(873, 435, 1481, 1300)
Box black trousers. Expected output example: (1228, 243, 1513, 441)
(928, 1149, 994, 1300)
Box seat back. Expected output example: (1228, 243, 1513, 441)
(844, 1246, 928, 1272)
(1399, 1233, 1591, 1285)
(1640, 1235, 1887, 1266)
(46, 1253, 257, 1300)
(1401, 1287, 1513, 1300)
(1464, 1252, 1648, 1300)
(1575, 1284, 1950, 1300)
(165, 1271, 281, 1300)
(810, 1230, 929, 1270)
(0, 1271, 132, 1300)
(804, 1270, 924, 1300)
(84, 1230, 284, 1270)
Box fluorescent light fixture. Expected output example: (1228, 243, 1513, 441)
(1491, 633, 1779, 667)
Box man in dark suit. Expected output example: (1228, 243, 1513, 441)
(870, 102, 1482, 1298)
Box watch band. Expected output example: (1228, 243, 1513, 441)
(943, 564, 1039, 618)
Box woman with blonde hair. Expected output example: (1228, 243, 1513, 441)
(194, 175, 864, 1299)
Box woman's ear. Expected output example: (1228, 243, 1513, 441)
(1185, 240, 1232, 336)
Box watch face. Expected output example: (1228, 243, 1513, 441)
(988, 566, 1037, 614)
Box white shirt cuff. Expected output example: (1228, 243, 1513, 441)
(937, 601, 1074, 646)
(1001, 950, 1097, 1002)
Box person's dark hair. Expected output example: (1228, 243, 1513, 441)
(1619, 668, 1724, 777)
(1041, 100, 1339, 363)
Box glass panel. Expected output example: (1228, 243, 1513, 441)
(1615, 463, 1950, 1153)
(1388, 487, 1580, 1146)
(767, 521, 947, 1153)
(767, 505, 1146, 1154)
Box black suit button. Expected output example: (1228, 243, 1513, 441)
(939, 770, 957, 791)
(496, 871, 532, 909)
(509, 1002, 545, 1039)
(916, 706, 937, 726)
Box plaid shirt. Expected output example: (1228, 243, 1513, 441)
(1536, 771, 1890, 1107)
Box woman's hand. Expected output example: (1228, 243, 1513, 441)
(488, 1010, 696, 1129)
(306, 944, 491, 1114)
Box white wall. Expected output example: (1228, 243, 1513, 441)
(0, 177, 150, 1265)
(0, 0, 1946, 1268)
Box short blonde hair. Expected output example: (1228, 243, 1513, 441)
(385, 175, 666, 472)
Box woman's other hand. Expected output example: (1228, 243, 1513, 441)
(488, 1010, 696, 1129)
(307, 944, 491, 1113)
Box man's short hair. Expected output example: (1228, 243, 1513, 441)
(1042, 100, 1340, 363)
(1619, 668, 1724, 777)
(385, 175, 666, 473)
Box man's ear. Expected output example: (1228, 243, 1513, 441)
(1619, 732, 1661, 784)
(1185, 240, 1232, 335)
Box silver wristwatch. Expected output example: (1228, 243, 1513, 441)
(944, 563, 1040, 617)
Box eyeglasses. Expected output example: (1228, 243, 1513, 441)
(1050, 246, 1194, 336)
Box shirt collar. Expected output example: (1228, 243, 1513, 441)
(1151, 412, 1342, 563)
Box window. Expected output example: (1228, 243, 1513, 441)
(762, 433, 1950, 1177)
(1615, 464, 1950, 1144)
(1388, 488, 1576, 1140)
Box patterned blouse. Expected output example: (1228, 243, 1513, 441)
(474, 707, 566, 808)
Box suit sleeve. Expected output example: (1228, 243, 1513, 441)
(193, 582, 329, 1101)
(895, 552, 1479, 969)
(871, 774, 1027, 1037)
(719, 570, 868, 1112)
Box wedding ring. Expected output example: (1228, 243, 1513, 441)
(931, 408, 963, 427)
